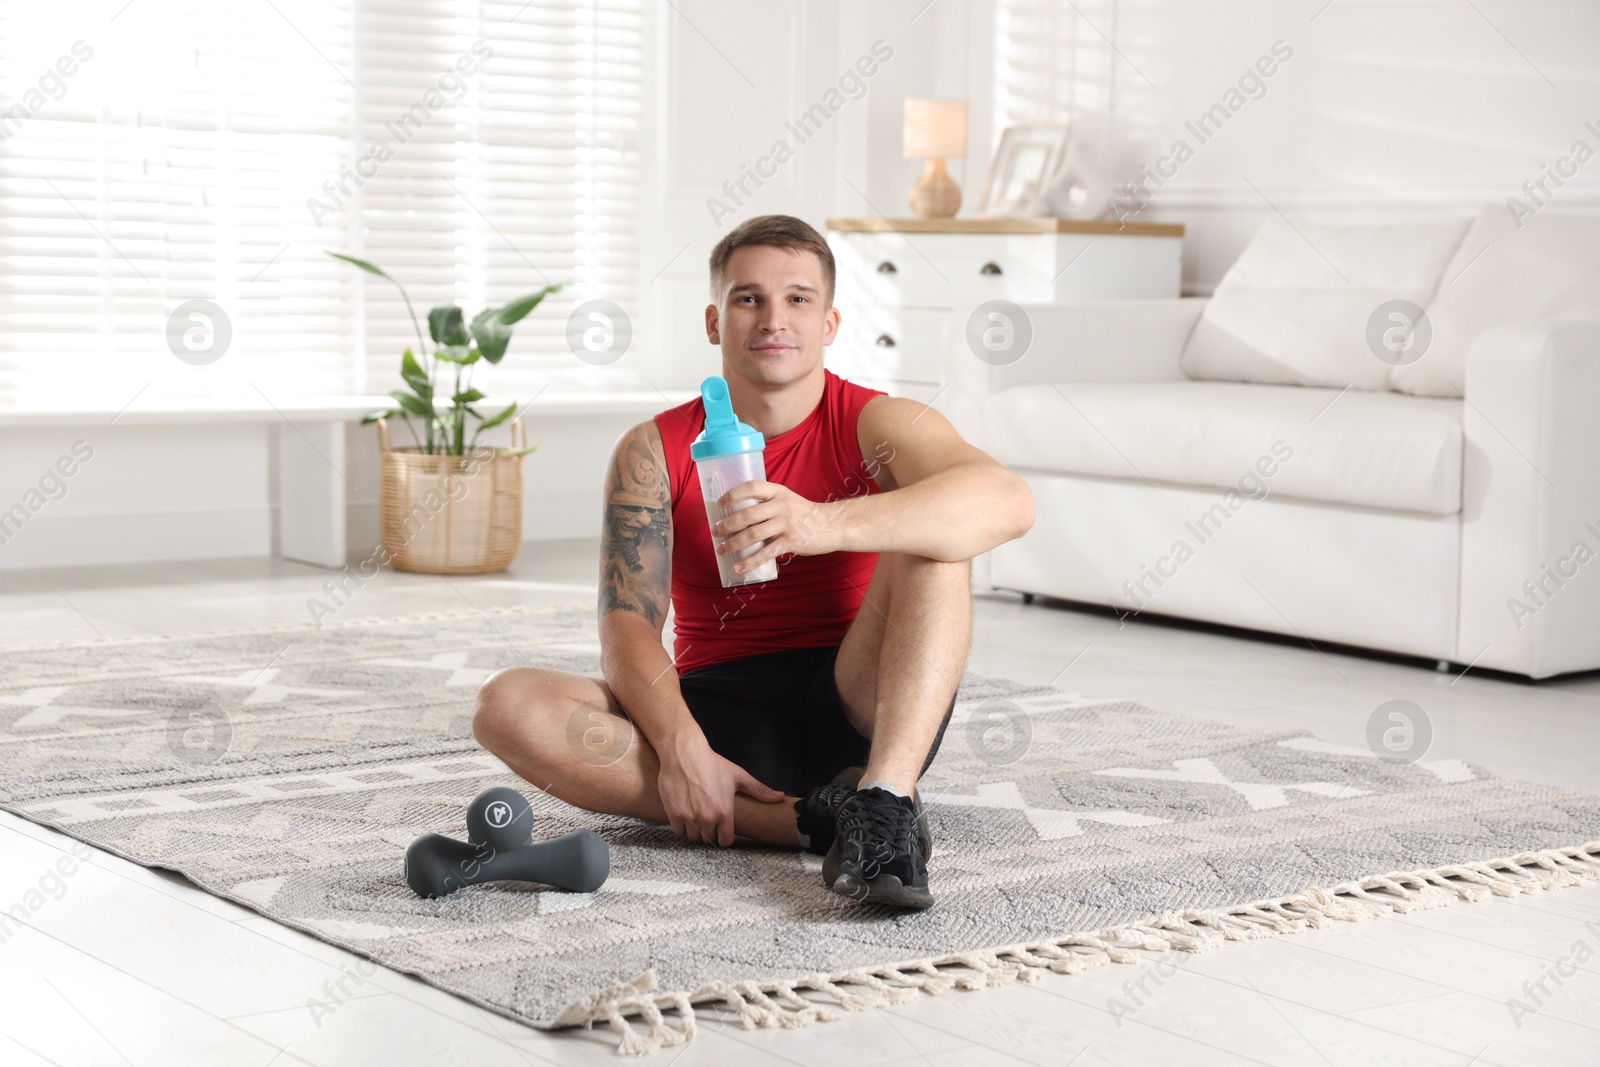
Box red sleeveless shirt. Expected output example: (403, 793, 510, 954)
(652, 369, 887, 673)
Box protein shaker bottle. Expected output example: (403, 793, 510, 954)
(691, 375, 779, 587)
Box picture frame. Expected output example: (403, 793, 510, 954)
(976, 123, 1073, 217)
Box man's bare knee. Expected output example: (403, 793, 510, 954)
(472, 667, 631, 781)
(472, 667, 556, 756)
(877, 554, 972, 605)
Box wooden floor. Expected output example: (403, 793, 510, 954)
(1, 541, 1596, 1066)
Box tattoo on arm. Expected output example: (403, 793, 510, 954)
(600, 422, 672, 628)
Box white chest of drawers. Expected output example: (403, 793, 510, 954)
(825, 217, 1185, 402)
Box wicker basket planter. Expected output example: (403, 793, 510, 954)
(376, 417, 525, 574)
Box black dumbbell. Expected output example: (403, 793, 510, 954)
(404, 787, 610, 899)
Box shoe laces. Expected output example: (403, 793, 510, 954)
(838, 791, 917, 878)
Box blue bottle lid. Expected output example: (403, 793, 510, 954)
(690, 376, 766, 460)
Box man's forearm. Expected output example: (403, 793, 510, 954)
(822, 461, 1032, 561)
(598, 614, 705, 762)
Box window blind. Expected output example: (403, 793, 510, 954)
(353, 0, 644, 398)
(0, 0, 643, 409)
(0, 2, 358, 407)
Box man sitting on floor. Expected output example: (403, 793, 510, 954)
(472, 214, 1033, 908)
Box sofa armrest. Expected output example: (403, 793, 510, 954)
(942, 298, 1204, 443)
(1459, 315, 1600, 678)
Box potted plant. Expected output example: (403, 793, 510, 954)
(329, 251, 563, 574)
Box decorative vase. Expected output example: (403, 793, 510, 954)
(908, 157, 962, 218)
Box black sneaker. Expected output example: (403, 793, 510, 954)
(793, 766, 863, 857)
(821, 788, 932, 888)
(824, 786, 934, 909)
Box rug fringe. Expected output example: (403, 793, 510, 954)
(553, 839, 1600, 1054)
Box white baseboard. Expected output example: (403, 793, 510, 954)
(0, 489, 602, 572)
(0, 505, 274, 571)
(520, 491, 603, 542)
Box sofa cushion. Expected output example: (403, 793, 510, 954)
(1390, 205, 1600, 397)
(1180, 217, 1469, 390)
(983, 381, 1464, 515)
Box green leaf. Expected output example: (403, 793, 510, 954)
(388, 389, 428, 417)
(329, 252, 428, 366)
(401, 347, 428, 384)
(434, 344, 480, 365)
(470, 307, 513, 364)
(400, 362, 430, 398)
(453, 388, 486, 405)
(496, 283, 566, 326)
(473, 402, 517, 434)
(326, 249, 406, 286)
(360, 409, 397, 425)
(428, 305, 470, 346)
(326, 251, 395, 282)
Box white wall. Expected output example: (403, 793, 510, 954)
(644, 0, 1600, 335)
(7, 0, 1596, 571)
(0, 1, 994, 572)
(639, 0, 1000, 388)
(1029, 0, 1600, 293)
(0, 424, 273, 571)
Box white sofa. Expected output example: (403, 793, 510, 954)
(946, 205, 1600, 679)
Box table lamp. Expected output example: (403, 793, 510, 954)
(903, 98, 967, 218)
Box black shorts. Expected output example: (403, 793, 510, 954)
(675, 644, 955, 798)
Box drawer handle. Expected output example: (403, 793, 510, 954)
(876, 260, 897, 274)
(875, 333, 896, 347)
(980, 261, 1003, 275)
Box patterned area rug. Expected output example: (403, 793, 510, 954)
(1, 603, 1597, 1054)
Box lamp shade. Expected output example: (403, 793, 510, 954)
(903, 98, 967, 159)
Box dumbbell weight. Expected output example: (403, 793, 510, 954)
(405, 828, 610, 899)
